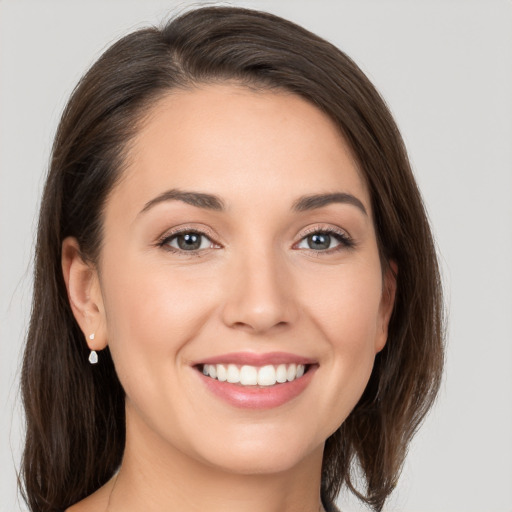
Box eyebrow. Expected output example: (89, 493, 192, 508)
(292, 192, 367, 215)
(139, 189, 367, 216)
(140, 189, 226, 214)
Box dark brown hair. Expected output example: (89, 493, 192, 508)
(20, 6, 444, 512)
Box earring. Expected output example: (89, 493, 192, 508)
(88, 333, 98, 364)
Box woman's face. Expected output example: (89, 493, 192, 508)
(89, 84, 394, 475)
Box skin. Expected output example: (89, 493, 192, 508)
(62, 84, 396, 512)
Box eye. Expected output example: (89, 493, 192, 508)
(295, 227, 354, 253)
(158, 229, 219, 254)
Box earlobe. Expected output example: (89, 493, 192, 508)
(61, 237, 107, 351)
(375, 260, 398, 353)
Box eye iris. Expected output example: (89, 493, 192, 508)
(177, 233, 201, 250)
(308, 233, 330, 250)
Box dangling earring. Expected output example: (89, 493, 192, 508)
(88, 333, 98, 364)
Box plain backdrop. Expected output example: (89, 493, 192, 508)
(1, 1, 511, 511)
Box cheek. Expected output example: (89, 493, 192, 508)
(307, 263, 383, 417)
(100, 257, 216, 389)
(310, 261, 383, 348)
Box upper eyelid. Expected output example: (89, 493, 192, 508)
(300, 224, 350, 238)
(159, 225, 218, 244)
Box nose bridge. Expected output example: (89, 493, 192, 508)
(221, 239, 298, 334)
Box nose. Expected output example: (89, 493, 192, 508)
(220, 246, 299, 335)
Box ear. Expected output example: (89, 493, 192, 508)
(61, 236, 107, 352)
(375, 260, 397, 353)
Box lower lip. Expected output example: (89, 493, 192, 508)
(196, 366, 317, 409)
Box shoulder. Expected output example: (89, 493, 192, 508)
(65, 478, 114, 512)
(65, 496, 106, 512)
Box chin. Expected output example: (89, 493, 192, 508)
(190, 426, 325, 476)
(204, 450, 318, 476)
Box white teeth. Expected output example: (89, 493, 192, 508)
(257, 365, 276, 386)
(240, 365, 258, 385)
(216, 364, 227, 382)
(276, 364, 287, 383)
(208, 364, 217, 379)
(286, 363, 297, 382)
(202, 362, 308, 386)
(226, 364, 240, 383)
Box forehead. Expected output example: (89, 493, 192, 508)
(112, 83, 371, 219)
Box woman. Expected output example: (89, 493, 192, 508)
(20, 6, 444, 512)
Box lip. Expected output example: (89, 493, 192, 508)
(192, 352, 318, 410)
(192, 351, 317, 367)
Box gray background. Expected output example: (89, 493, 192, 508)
(1, 1, 511, 511)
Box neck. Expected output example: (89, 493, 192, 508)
(107, 407, 326, 512)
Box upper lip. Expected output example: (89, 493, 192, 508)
(192, 351, 317, 366)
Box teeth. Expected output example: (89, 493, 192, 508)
(276, 364, 287, 383)
(227, 364, 240, 383)
(240, 365, 258, 385)
(286, 364, 297, 382)
(202, 363, 307, 386)
(257, 365, 276, 386)
(216, 364, 227, 382)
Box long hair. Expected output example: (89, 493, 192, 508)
(20, 6, 444, 512)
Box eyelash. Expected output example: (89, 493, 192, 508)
(156, 225, 355, 258)
(299, 226, 355, 255)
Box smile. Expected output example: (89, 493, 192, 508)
(193, 352, 318, 409)
(201, 363, 307, 387)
